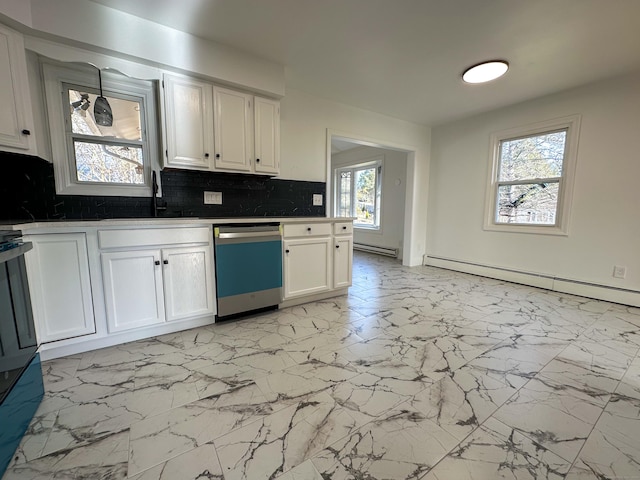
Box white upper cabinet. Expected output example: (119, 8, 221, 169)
(163, 74, 214, 170)
(162, 72, 280, 175)
(0, 24, 36, 154)
(254, 97, 280, 175)
(213, 86, 253, 172)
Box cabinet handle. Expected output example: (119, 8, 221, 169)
(256, 158, 260, 163)
(307, 227, 311, 232)
(163, 260, 169, 265)
(154, 260, 160, 266)
(342, 226, 347, 230)
(285, 249, 290, 253)
(21, 129, 31, 135)
(216, 153, 220, 158)
(336, 245, 340, 249)
(204, 153, 209, 158)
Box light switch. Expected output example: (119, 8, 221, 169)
(313, 194, 323, 206)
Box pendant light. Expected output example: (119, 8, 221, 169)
(94, 68, 113, 126)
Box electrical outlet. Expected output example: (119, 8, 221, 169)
(313, 194, 323, 206)
(204, 191, 222, 205)
(613, 265, 627, 279)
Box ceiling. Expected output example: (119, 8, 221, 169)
(331, 138, 363, 155)
(87, 0, 640, 127)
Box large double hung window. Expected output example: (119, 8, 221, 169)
(484, 116, 581, 235)
(42, 60, 160, 196)
(335, 158, 382, 229)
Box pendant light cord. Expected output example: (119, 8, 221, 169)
(98, 68, 104, 96)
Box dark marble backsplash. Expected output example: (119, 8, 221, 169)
(0, 153, 326, 221)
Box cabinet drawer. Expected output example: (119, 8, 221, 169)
(333, 222, 353, 235)
(99, 227, 211, 249)
(283, 223, 331, 238)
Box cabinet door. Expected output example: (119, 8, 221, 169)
(283, 237, 331, 299)
(333, 236, 353, 289)
(162, 246, 215, 322)
(163, 74, 213, 169)
(101, 250, 165, 332)
(24, 233, 95, 343)
(0, 24, 35, 153)
(213, 86, 253, 172)
(254, 97, 280, 175)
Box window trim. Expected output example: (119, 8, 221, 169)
(42, 59, 160, 197)
(483, 115, 581, 236)
(333, 156, 383, 231)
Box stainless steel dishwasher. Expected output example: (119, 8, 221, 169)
(213, 224, 282, 319)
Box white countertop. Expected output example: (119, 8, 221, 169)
(7, 217, 354, 232)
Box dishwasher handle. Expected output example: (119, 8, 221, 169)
(217, 231, 281, 240)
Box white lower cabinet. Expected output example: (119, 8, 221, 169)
(21, 221, 351, 359)
(162, 246, 214, 322)
(283, 237, 332, 298)
(100, 232, 215, 333)
(101, 249, 165, 332)
(21, 224, 217, 360)
(24, 233, 96, 343)
(281, 220, 354, 303)
(333, 235, 353, 289)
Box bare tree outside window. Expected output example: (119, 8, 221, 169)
(495, 130, 567, 224)
(68, 89, 145, 185)
(484, 115, 580, 235)
(338, 171, 352, 217)
(335, 160, 381, 229)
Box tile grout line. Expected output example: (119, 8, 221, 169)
(563, 342, 640, 476)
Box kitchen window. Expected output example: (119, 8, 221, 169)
(484, 115, 581, 235)
(335, 159, 382, 229)
(42, 61, 160, 196)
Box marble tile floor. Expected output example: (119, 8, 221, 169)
(3, 252, 640, 479)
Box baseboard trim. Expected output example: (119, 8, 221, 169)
(353, 243, 398, 258)
(279, 288, 349, 309)
(38, 315, 216, 361)
(424, 255, 640, 307)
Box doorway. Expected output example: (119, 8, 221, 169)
(326, 130, 417, 266)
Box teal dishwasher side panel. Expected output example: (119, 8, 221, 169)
(215, 240, 282, 298)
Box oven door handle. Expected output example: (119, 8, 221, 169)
(0, 242, 33, 264)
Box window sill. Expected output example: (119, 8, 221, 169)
(354, 225, 381, 233)
(483, 223, 568, 236)
(55, 182, 153, 197)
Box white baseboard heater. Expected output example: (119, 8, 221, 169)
(425, 255, 640, 308)
(353, 242, 398, 258)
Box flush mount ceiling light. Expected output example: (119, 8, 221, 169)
(462, 60, 509, 84)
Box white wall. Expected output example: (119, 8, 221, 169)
(0, 8, 432, 265)
(0, 0, 284, 96)
(280, 88, 431, 266)
(332, 146, 407, 258)
(428, 71, 640, 292)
